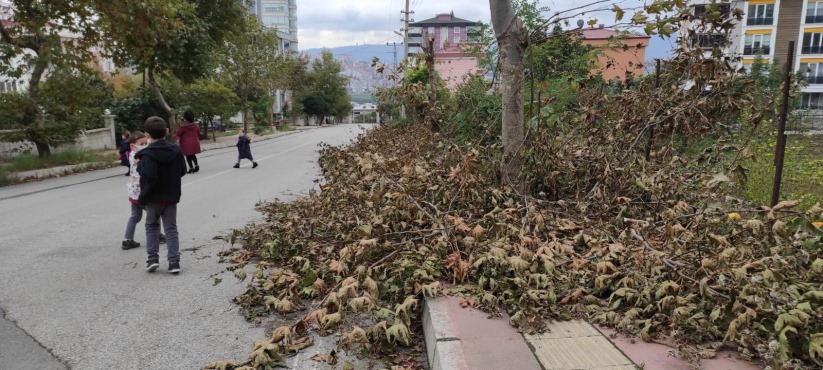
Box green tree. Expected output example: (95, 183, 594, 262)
(216, 16, 284, 132)
(96, 0, 246, 130)
(295, 51, 351, 122)
(0, 0, 99, 157)
(183, 79, 239, 127)
(40, 68, 113, 132)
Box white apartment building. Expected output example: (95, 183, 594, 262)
(248, 0, 299, 52)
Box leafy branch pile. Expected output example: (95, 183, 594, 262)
(204, 115, 823, 369)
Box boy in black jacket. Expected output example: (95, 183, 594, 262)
(136, 116, 187, 274)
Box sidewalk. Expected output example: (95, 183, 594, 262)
(10, 128, 309, 182)
(423, 296, 761, 370)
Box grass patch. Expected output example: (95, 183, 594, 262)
(2, 150, 115, 172)
(741, 133, 823, 209)
(277, 124, 296, 132)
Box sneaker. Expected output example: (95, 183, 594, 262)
(233, 164, 240, 168)
(121, 240, 140, 250)
(252, 162, 258, 168)
(159, 233, 166, 244)
(168, 262, 180, 274)
(193, 165, 200, 173)
(146, 260, 159, 272)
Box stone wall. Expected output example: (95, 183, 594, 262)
(0, 115, 116, 158)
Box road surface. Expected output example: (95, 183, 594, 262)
(0, 124, 372, 369)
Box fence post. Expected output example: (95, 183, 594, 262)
(103, 113, 116, 149)
(771, 41, 795, 207)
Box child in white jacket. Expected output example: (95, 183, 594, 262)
(121, 131, 164, 249)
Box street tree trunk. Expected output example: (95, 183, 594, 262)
(26, 44, 52, 158)
(424, 34, 439, 132)
(489, 0, 527, 192)
(147, 67, 177, 133)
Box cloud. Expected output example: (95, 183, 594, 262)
(296, 0, 651, 50)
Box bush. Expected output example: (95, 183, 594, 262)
(742, 134, 823, 210)
(443, 76, 501, 144)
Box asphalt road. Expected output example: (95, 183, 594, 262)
(0, 124, 373, 370)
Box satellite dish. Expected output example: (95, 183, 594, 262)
(577, 19, 585, 29)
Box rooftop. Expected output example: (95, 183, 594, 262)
(581, 28, 650, 40)
(411, 12, 478, 26)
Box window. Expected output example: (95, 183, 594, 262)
(808, 2, 823, 24)
(744, 34, 771, 55)
(801, 62, 823, 84)
(454, 36, 461, 44)
(264, 6, 285, 12)
(428, 26, 435, 34)
(803, 32, 823, 54)
(691, 33, 728, 49)
(748, 4, 774, 25)
(454, 26, 461, 33)
(693, 3, 731, 18)
(801, 92, 823, 109)
(262, 15, 288, 25)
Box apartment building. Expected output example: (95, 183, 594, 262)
(248, 0, 298, 52)
(687, 1, 823, 108)
(406, 12, 486, 89)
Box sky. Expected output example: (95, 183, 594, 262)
(296, 0, 665, 50)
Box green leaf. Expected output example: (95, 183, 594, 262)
(300, 269, 318, 287)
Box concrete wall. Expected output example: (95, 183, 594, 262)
(0, 115, 116, 158)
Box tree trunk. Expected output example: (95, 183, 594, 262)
(25, 45, 51, 158)
(489, 0, 527, 192)
(425, 35, 439, 132)
(147, 67, 177, 133)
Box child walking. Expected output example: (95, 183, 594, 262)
(136, 117, 187, 273)
(118, 130, 131, 176)
(174, 110, 202, 174)
(233, 129, 258, 168)
(122, 131, 165, 250)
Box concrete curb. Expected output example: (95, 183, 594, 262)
(422, 296, 542, 370)
(5, 129, 308, 183)
(11, 161, 114, 181)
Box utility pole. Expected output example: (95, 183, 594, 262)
(398, 0, 413, 119)
(387, 42, 399, 70)
(401, 0, 412, 59)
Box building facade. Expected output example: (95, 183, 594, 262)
(407, 12, 482, 57)
(248, 0, 298, 52)
(406, 12, 485, 89)
(581, 28, 650, 82)
(686, 0, 823, 108)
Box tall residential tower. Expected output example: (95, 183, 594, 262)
(248, 0, 298, 52)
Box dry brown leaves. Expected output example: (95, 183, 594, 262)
(210, 120, 823, 369)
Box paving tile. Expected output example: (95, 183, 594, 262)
(528, 336, 635, 370)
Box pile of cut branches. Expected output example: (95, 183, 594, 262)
(204, 121, 823, 370)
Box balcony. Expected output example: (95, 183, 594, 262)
(802, 45, 823, 54)
(743, 46, 771, 55)
(807, 15, 823, 24)
(747, 17, 773, 26)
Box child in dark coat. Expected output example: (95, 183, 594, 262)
(136, 116, 187, 274)
(233, 129, 258, 168)
(118, 130, 130, 176)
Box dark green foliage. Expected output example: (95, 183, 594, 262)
(443, 77, 501, 144)
(295, 51, 351, 119)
